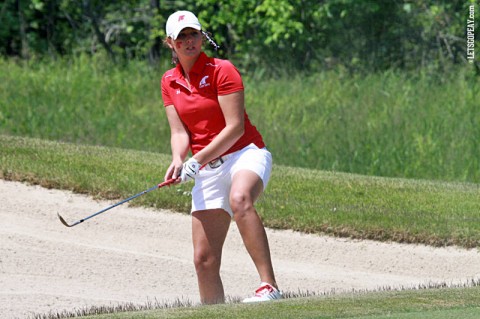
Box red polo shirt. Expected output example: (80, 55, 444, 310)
(161, 52, 265, 156)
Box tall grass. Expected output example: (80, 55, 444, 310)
(247, 69, 479, 183)
(0, 56, 170, 151)
(0, 56, 478, 183)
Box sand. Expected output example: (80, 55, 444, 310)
(1, 179, 479, 318)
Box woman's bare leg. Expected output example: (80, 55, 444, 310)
(192, 209, 231, 304)
(230, 170, 277, 288)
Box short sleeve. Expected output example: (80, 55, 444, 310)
(216, 60, 244, 96)
(161, 73, 173, 107)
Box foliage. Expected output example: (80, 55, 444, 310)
(0, 0, 478, 73)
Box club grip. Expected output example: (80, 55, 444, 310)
(158, 178, 177, 188)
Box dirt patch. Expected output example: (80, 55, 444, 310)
(1, 180, 479, 318)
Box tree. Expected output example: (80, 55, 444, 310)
(0, 0, 476, 73)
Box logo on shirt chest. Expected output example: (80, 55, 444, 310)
(199, 75, 210, 88)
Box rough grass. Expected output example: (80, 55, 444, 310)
(1, 135, 479, 248)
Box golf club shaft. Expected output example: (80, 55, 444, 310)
(58, 178, 176, 227)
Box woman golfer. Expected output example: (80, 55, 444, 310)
(161, 10, 282, 304)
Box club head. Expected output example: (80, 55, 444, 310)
(57, 213, 73, 227)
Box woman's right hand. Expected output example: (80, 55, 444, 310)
(164, 160, 183, 184)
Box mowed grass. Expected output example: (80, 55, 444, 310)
(1, 135, 479, 248)
(40, 286, 480, 319)
(0, 57, 478, 183)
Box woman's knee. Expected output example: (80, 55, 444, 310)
(194, 249, 222, 274)
(230, 190, 254, 215)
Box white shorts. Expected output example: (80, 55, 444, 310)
(191, 143, 273, 217)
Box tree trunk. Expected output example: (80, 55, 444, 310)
(148, 0, 161, 64)
(17, 0, 29, 59)
(82, 0, 116, 62)
(46, 0, 58, 59)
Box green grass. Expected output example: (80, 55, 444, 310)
(0, 57, 478, 183)
(1, 135, 479, 248)
(248, 69, 480, 183)
(0, 56, 169, 151)
(38, 286, 480, 319)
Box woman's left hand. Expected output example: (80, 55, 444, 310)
(179, 157, 201, 183)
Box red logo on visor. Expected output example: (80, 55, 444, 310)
(178, 15, 185, 22)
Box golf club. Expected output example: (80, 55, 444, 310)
(58, 178, 177, 227)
